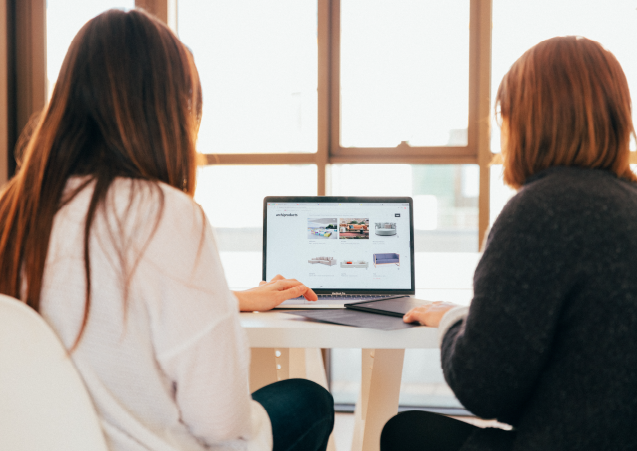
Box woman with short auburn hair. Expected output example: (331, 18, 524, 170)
(497, 36, 637, 189)
(0, 8, 332, 451)
(382, 36, 637, 450)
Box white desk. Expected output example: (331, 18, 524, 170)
(241, 310, 442, 451)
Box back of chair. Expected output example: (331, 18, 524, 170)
(0, 294, 108, 451)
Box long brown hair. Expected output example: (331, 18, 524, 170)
(495, 36, 637, 189)
(0, 9, 202, 346)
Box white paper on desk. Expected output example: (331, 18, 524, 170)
(285, 309, 420, 330)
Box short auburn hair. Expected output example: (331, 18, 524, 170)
(495, 36, 637, 189)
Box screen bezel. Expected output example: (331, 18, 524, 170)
(263, 196, 415, 295)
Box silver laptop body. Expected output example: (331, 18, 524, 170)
(263, 196, 415, 308)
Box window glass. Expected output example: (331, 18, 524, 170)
(331, 164, 478, 252)
(195, 165, 317, 287)
(489, 164, 516, 227)
(178, 1, 318, 154)
(340, 0, 470, 148)
(491, 0, 637, 152)
(47, 0, 135, 97)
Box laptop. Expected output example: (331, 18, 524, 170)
(263, 196, 415, 308)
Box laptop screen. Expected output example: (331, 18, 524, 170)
(263, 197, 415, 295)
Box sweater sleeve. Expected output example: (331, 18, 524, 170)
(134, 186, 271, 449)
(440, 186, 584, 425)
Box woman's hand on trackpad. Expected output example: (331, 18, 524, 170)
(234, 274, 317, 311)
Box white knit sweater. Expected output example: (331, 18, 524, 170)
(39, 177, 271, 451)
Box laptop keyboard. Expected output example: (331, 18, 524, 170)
(289, 294, 401, 301)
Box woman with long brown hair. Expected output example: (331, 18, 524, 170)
(0, 9, 333, 451)
(381, 36, 637, 450)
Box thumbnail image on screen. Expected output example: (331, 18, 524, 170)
(339, 218, 369, 239)
(307, 218, 338, 239)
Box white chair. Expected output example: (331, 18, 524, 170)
(0, 294, 108, 451)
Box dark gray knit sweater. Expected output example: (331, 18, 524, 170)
(442, 166, 637, 451)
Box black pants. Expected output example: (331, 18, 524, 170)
(252, 378, 334, 451)
(381, 410, 478, 451)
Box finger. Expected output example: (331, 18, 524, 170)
(404, 312, 420, 324)
(403, 309, 418, 322)
(270, 274, 286, 282)
(259, 281, 267, 286)
(277, 284, 307, 302)
(405, 305, 430, 316)
(403, 307, 420, 320)
(277, 277, 301, 285)
(272, 279, 305, 290)
(403, 308, 416, 320)
(404, 306, 431, 324)
(303, 287, 318, 302)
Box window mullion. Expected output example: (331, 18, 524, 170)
(135, 0, 177, 32)
(474, 0, 493, 250)
(318, 0, 331, 195)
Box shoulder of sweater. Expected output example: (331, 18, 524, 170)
(503, 167, 635, 218)
(520, 166, 634, 200)
(486, 167, 637, 253)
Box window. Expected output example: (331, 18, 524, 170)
(339, 1, 470, 148)
(178, 0, 318, 154)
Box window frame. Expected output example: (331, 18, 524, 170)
(194, 0, 494, 248)
(12, 0, 493, 247)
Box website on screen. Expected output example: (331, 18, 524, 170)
(265, 202, 412, 289)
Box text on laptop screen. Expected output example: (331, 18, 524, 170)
(265, 201, 412, 290)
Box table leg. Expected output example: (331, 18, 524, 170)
(289, 348, 307, 379)
(351, 349, 405, 451)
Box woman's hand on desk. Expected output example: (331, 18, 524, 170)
(234, 275, 318, 312)
(403, 301, 458, 327)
